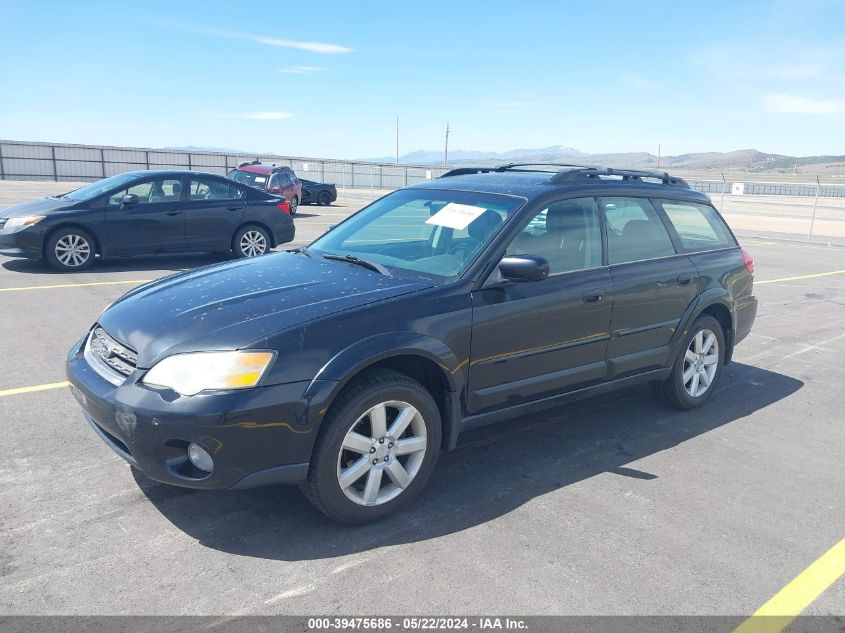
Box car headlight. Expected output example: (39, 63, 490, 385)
(141, 351, 276, 396)
(4, 215, 45, 230)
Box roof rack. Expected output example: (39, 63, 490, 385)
(550, 167, 689, 188)
(439, 162, 595, 178)
(438, 164, 689, 188)
(493, 162, 593, 171)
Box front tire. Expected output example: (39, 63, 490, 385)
(301, 369, 442, 524)
(232, 225, 270, 258)
(44, 227, 95, 271)
(654, 315, 725, 410)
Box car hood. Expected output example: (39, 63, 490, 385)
(98, 252, 430, 368)
(1, 197, 76, 217)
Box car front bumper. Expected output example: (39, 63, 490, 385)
(66, 336, 333, 490)
(0, 227, 41, 258)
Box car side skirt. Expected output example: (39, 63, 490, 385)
(458, 367, 671, 435)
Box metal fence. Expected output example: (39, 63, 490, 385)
(0, 139, 452, 189)
(3, 139, 845, 198)
(1, 139, 843, 246)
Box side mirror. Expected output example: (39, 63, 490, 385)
(499, 255, 550, 282)
(121, 193, 139, 207)
(270, 186, 282, 194)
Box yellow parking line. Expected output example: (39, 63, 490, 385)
(0, 381, 69, 397)
(0, 279, 151, 292)
(733, 537, 845, 633)
(756, 269, 845, 285)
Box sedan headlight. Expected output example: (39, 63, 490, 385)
(4, 215, 45, 230)
(141, 351, 276, 396)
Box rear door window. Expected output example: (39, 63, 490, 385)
(657, 201, 736, 251)
(601, 197, 676, 264)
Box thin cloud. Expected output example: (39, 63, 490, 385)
(147, 20, 353, 54)
(243, 112, 294, 120)
(762, 94, 844, 114)
(770, 64, 822, 80)
(621, 74, 655, 90)
(475, 101, 531, 108)
(280, 66, 323, 74)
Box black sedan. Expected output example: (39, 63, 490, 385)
(0, 170, 295, 271)
(300, 179, 337, 206)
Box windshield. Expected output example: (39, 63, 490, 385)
(62, 172, 141, 201)
(310, 189, 524, 281)
(227, 169, 269, 189)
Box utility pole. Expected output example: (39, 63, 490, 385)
(444, 122, 450, 166)
(395, 116, 399, 164)
(657, 144, 661, 170)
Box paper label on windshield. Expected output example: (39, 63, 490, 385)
(425, 203, 487, 230)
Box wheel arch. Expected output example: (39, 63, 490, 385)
(305, 333, 464, 453)
(233, 221, 277, 249)
(43, 222, 103, 256)
(672, 289, 736, 367)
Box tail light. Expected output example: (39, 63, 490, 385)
(741, 248, 754, 275)
(277, 200, 290, 214)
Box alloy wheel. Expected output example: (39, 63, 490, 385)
(336, 400, 428, 506)
(683, 329, 719, 397)
(239, 230, 267, 257)
(54, 234, 91, 267)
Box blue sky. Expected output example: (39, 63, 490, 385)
(0, 0, 843, 158)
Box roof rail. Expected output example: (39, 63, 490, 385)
(237, 159, 262, 168)
(438, 167, 497, 178)
(493, 162, 593, 171)
(439, 163, 591, 178)
(549, 167, 689, 188)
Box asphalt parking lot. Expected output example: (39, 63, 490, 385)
(0, 182, 843, 617)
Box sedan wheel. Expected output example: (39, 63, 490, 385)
(45, 228, 95, 271)
(55, 234, 91, 268)
(238, 229, 268, 257)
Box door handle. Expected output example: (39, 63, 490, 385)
(227, 205, 241, 211)
(582, 289, 604, 304)
(164, 210, 183, 216)
(677, 273, 693, 286)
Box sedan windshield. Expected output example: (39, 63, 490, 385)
(310, 189, 524, 280)
(62, 172, 142, 201)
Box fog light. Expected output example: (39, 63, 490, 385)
(187, 443, 214, 473)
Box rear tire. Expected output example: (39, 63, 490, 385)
(300, 369, 441, 524)
(44, 227, 95, 271)
(654, 315, 725, 410)
(317, 191, 332, 206)
(289, 196, 299, 215)
(232, 225, 270, 258)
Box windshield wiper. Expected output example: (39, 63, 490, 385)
(322, 254, 390, 276)
(287, 246, 312, 257)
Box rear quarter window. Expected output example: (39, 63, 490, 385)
(658, 201, 736, 251)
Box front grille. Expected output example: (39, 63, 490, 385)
(84, 326, 138, 385)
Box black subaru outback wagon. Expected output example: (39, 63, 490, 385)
(66, 165, 757, 523)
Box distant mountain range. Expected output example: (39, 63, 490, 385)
(364, 147, 845, 174)
(164, 145, 845, 175)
